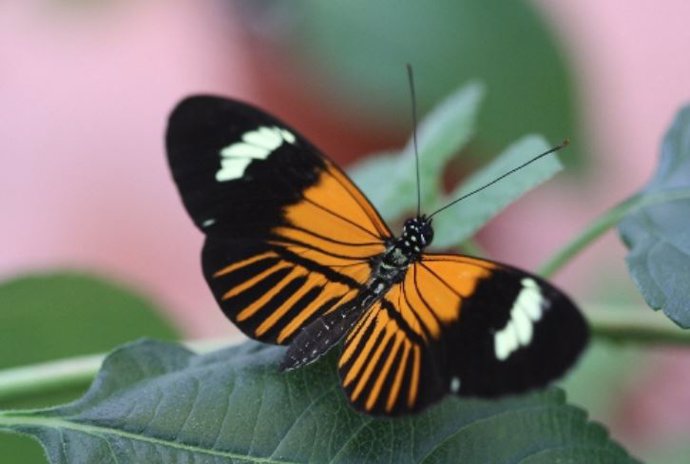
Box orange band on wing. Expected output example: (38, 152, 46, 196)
(407, 344, 421, 409)
(366, 327, 404, 411)
(213, 250, 277, 278)
(386, 338, 411, 413)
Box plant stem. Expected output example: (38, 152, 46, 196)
(0, 313, 687, 406)
(587, 306, 690, 346)
(0, 354, 102, 405)
(539, 187, 690, 278)
(0, 337, 240, 405)
(538, 195, 639, 278)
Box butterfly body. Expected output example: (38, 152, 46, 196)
(166, 96, 588, 416)
(281, 216, 433, 371)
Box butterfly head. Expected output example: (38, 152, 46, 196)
(402, 215, 434, 251)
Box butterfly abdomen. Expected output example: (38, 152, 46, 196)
(280, 282, 391, 371)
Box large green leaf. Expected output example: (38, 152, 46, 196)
(0, 340, 636, 463)
(0, 272, 180, 463)
(618, 105, 690, 328)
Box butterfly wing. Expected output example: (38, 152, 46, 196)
(418, 254, 588, 397)
(338, 254, 588, 415)
(166, 96, 392, 344)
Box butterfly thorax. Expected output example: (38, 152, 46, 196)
(372, 216, 434, 284)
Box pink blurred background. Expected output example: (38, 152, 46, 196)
(2, 1, 690, 459)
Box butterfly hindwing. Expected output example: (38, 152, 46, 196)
(338, 254, 588, 415)
(166, 96, 392, 345)
(338, 298, 445, 415)
(422, 255, 589, 398)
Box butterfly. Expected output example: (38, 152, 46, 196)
(165, 95, 588, 416)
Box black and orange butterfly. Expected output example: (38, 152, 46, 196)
(166, 96, 588, 416)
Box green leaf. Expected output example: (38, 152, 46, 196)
(560, 339, 647, 424)
(432, 135, 562, 249)
(618, 105, 690, 328)
(350, 85, 563, 249)
(414, 81, 484, 200)
(0, 340, 636, 464)
(0, 271, 180, 463)
(0, 272, 179, 372)
(349, 82, 483, 222)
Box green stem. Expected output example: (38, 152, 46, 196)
(0, 312, 687, 407)
(539, 187, 690, 278)
(587, 306, 690, 346)
(0, 354, 102, 405)
(0, 337, 240, 405)
(538, 195, 639, 278)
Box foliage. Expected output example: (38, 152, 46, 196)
(0, 340, 636, 463)
(349, 84, 563, 248)
(0, 272, 179, 464)
(618, 105, 690, 328)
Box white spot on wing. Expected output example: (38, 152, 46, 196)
(243, 126, 281, 148)
(221, 142, 267, 158)
(216, 126, 297, 182)
(216, 157, 252, 182)
(201, 218, 216, 228)
(494, 321, 519, 361)
(280, 129, 296, 144)
(493, 278, 545, 361)
(519, 278, 543, 320)
(512, 304, 533, 345)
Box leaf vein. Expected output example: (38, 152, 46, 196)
(5, 415, 301, 464)
(418, 404, 557, 463)
(269, 381, 341, 459)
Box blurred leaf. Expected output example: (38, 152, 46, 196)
(618, 105, 690, 328)
(645, 440, 690, 464)
(0, 271, 179, 371)
(560, 339, 646, 423)
(0, 340, 636, 464)
(349, 82, 483, 221)
(265, 0, 584, 167)
(353, 116, 562, 250)
(414, 81, 484, 201)
(348, 151, 403, 218)
(0, 271, 180, 463)
(432, 135, 562, 249)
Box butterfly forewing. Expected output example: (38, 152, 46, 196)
(167, 96, 391, 345)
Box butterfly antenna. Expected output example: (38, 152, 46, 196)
(407, 64, 422, 218)
(428, 139, 570, 219)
